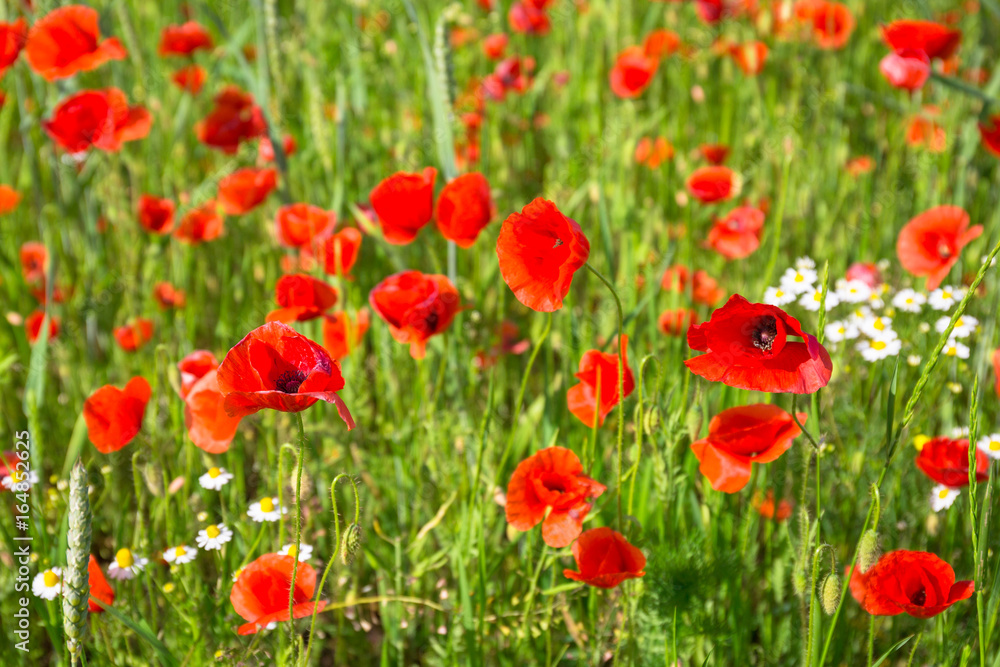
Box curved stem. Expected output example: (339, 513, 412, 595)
(303, 474, 361, 666)
(629, 356, 661, 515)
(287, 414, 307, 656)
(277, 442, 299, 547)
(495, 312, 552, 481)
(585, 262, 626, 530)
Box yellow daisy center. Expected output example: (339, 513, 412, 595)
(812, 292, 822, 302)
(794, 274, 804, 282)
(990, 440, 1000, 452)
(956, 317, 964, 326)
(286, 544, 298, 557)
(115, 548, 134, 568)
(871, 341, 886, 351)
(775, 289, 784, 297)
(174, 546, 187, 558)
(206, 525, 221, 539)
(905, 297, 913, 304)
(208, 467, 221, 479)
(43, 570, 60, 587)
(942, 290, 952, 299)
(873, 319, 885, 331)
(260, 497, 275, 513)
(946, 346, 957, 356)
(939, 489, 950, 500)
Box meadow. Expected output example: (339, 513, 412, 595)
(1, 0, 1000, 665)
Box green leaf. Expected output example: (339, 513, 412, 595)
(871, 635, 913, 667)
(92, 600, 180, 667)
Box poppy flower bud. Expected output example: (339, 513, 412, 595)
(142, 461, 164, 497)
(857, 529, 880, 574)
(793, 570, 807, 597)
(685, 405, 703, 442)
(643, 405, 661, 436)
(821, 574, 841, 616)
(341, 523, 362, 565)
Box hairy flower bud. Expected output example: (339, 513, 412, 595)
(820, 574, 841, 616)
(857, 529, 880, 574)
(341, 523, 362, 565)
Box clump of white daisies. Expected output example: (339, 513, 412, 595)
(763, 257, 977, 364)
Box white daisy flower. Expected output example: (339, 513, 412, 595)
(977, 434, 1000, 460)
(930, 485, 960, 512)
(935, 315, 978, 338)
(836, 278, 873, 304)
(198, 466, 234, 491)
(891, 288, 925, 313)
(799, 288, 840, 312)
(856, 336, 901, 362)
(824, 320, 859, 343)
(32, 568, 62, 600)
(865, 290, 885, 310)
(928, 286, 965, 311)
(859, 315, 894, 339)
(847, 306, 873, 328)
(918, 322, 931, 333)
(794, 256, 816, 270)
(278, 543, 314, 562)
(942, 340, 970, 359)
(907, 355, 922, 367)
(163, 545, 198, 565)
(764, 285, 797, 306)
(248, 497, 287, 523)
(779, 267, 817, 295)
(196, 524, 233, 551)
(2, 469, 40, 490)
(107, 548, 148, 581)
(951, 426, 970, 437)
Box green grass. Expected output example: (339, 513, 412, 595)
(1, 0, 1000, 665)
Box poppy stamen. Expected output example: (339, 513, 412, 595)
(275, 370, 306, 394)
(752, 316, 778, 352)
(553, 238, 564, 248)
(911, 588, 926, 606)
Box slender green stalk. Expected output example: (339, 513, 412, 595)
(287, 414, 308, 655)
(584, 262, 626, 529)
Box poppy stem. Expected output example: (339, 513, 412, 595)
(584, 262, 626, 530)
(287, 413, 307, 657)
(929, 72, 1000, 107)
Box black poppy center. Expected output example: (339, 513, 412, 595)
(275, 369, 306, 394)
(937, 241, 953, 259)
(910, 588, 926, 606)
(553, 238, 564, 248)
(751, 316, 778, 352)
(424, 310, 440, 332)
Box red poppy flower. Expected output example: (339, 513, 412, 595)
(906, 112, 947, 153)
(686, 294, 833, 394)
(258, 134, 297, 163)
(369, 270, 460, 359)
(567, 337, 635, 427)
(845, 155, 874, 177)
(658, 308, 699, 337)
(880, 49, 930, 91)
(754, 491, 793, 521)
(915, 436, 988, 488)
(195, 86, 266, 153)
(20, 242, 47, 284)
(158, 22, 213, 56)
(691, 404, 804, 493)
(369, 168, 437, 245)
(266, 274, 339, 323)
(178, 350, 219, 399)
(563, 527, 646, 589)
(87, 556, 115, 613)
(314, 228, 363, 277)
(483, 33, 508, 60)
(137, 195, 175, 234)
(114, 318, 154, 352)
(218, 168, 278, 215)
(275, 203, 336, 249)
(43, 89, 151, 153)
(845, 262, 882, 289)
(881, 20, 961, 61)
(184, 369, 241, 454)
(609, 46, 658, 99)
(700, 144, 730, 165)
(729, 41, 769, 75)
(24, 5, 126, 81)
(693, 0, 729, 24)
(153, 282, 186, 309)
(25, 310, 59, 345)
(175, 201, 224, 244)
(848, 550, 974, 618)
(896, 205, 982, 291)
(171, 64, 207, 94)
(707, 206, 765, 259)
(661, 264, 690, 292)
(979, 114, 1000, 159)
(810, 1, 854, 50)
(322, 309, 370, 361)
(508, 1, 550, 35)
(435, 172, 494, 248)
(230, 554, 326, 636)
(496, 198, 590, 312)
(505, 447, 606, 548)
(643, 29, 681, 59)
(0, 184, 19, 214)
(687, 166, 736, 203)
(216, 322, 354, 426)
(83, 377, 151, 453)
(482, 56, 533, 100)
(0, 18, 27, 78)
(693, 270, 726, 306)
(635, 137, 674, 169)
